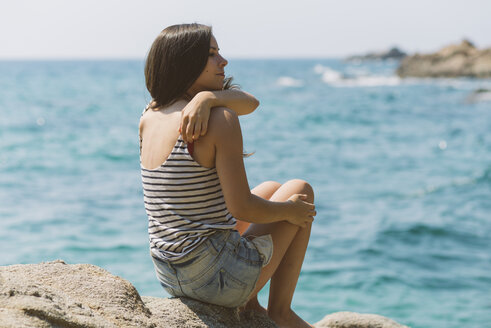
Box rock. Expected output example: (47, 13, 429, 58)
(314, 312, 410, 328)
(142, 297, 276, 328)
(346, 47, 408, 61)
(0, 261, 409, 327)
(397, 39, 491, 78)
(0, 260, 275, 328)
(0, 260, 152, 328)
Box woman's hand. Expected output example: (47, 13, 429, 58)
(179, 92, 212, 144)
(180, 90, 259, 143)
(285, 194, 316, 228)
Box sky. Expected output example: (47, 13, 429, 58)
(1, 0, 490, 59)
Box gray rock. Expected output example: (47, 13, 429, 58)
(397, 39, 491, 78)
(346, 47, 408, 61)
(0, 261, 409, 327)
(142, 296, 276, 328)
(314, 311, 410, 328)
(0, 260, 152, 328)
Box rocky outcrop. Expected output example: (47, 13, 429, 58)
(397, 39, 491, 78)
(0, 261, 409, 327)
(346, 47, 408, 61)
(315, 312, 409, 328)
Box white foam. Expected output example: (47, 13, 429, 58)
(321, 68, 344, 84)
(345, 67, 370, 76)
(313, 64, 400, 87)
(276, 76, 304, 87)
(313, 64, 326, 74)
(332, 75, 401, 87)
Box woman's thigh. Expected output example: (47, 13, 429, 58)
(242, 179, 314, 295)
(251, 180, 282, 199)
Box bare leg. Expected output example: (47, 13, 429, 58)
(238, 181, 281, 315)
(243, 179, 314, 328)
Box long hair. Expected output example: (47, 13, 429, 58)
(145, 23, 235, 110)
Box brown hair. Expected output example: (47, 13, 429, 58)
(145, 23, 235, 110)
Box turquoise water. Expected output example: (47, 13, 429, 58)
(1, 59, 490, 327)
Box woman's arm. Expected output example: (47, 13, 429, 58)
(200, 90, 260, 116)
(180, 90, 259, 143)
(207, 107, 315, 227)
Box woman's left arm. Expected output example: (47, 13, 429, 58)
(180, 90, 259, 143)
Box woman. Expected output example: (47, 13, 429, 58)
(140, 24, 316, 328)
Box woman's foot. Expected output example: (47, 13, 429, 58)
(268, 308, 313, 328)
(239, 296, 268, 316)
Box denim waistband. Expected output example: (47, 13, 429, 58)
(152, 229, 235, 265)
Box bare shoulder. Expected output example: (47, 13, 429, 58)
(207, 107, 241, 139)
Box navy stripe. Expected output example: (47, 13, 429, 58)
(143, 189, 221, 199)
(143, 182, 221, 192)
(144, 200, 225, 211)
(141, 171, 217, 180)
(161, 165, 205, 169)
(146, 206, 227, 218)
(142, 177, 219, 187)
(141, 166, 212, 173)
(155, 226, 213, 240)
(160, 195, 224, 205)
(149, 209, 228, 221)
(165, 158, 195, 162)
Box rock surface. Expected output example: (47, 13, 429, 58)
(0, 261, 409, 327)
(314, 312, 409, 328)
(397, 39, 491, 78)
(346, 47, 408, 61)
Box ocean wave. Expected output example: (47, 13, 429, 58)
(65, 244, 138, 252)
(378, 222, 485, 248)
(332, 76, 401, 87)
(276, 76, 304, 87)
(313, 64, 401, 87)
(407, 167, 490, 198)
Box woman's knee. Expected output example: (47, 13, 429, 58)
(251, 181, 282, 197)
(262, 180, 282, 189)
(284, 179, 314, 202)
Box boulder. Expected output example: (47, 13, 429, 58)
(314, 312, 410, 328)
(0, 261, 409, 327)
(396, 39, 491, 78)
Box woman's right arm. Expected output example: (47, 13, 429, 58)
(180, 90, 259, 143)
(208, 107, 315, 227)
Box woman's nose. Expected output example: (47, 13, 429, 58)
(219, 54, 228, 67)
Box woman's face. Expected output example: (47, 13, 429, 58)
(188, 35, 228, 95)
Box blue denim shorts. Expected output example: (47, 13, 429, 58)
(151, 229, 273, 308)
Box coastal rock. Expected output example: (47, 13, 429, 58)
(346, 47, 407, 61)
(142, 296, 275, 328)
(314, 312, 410, 328)
(0, 261, 409, 328)
(397, 39, 491, 78)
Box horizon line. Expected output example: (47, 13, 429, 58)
(0, 56, 349, 61)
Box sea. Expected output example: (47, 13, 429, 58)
(0, 58, 490, 328)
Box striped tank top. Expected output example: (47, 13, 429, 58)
(141, 136, 237, 261)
